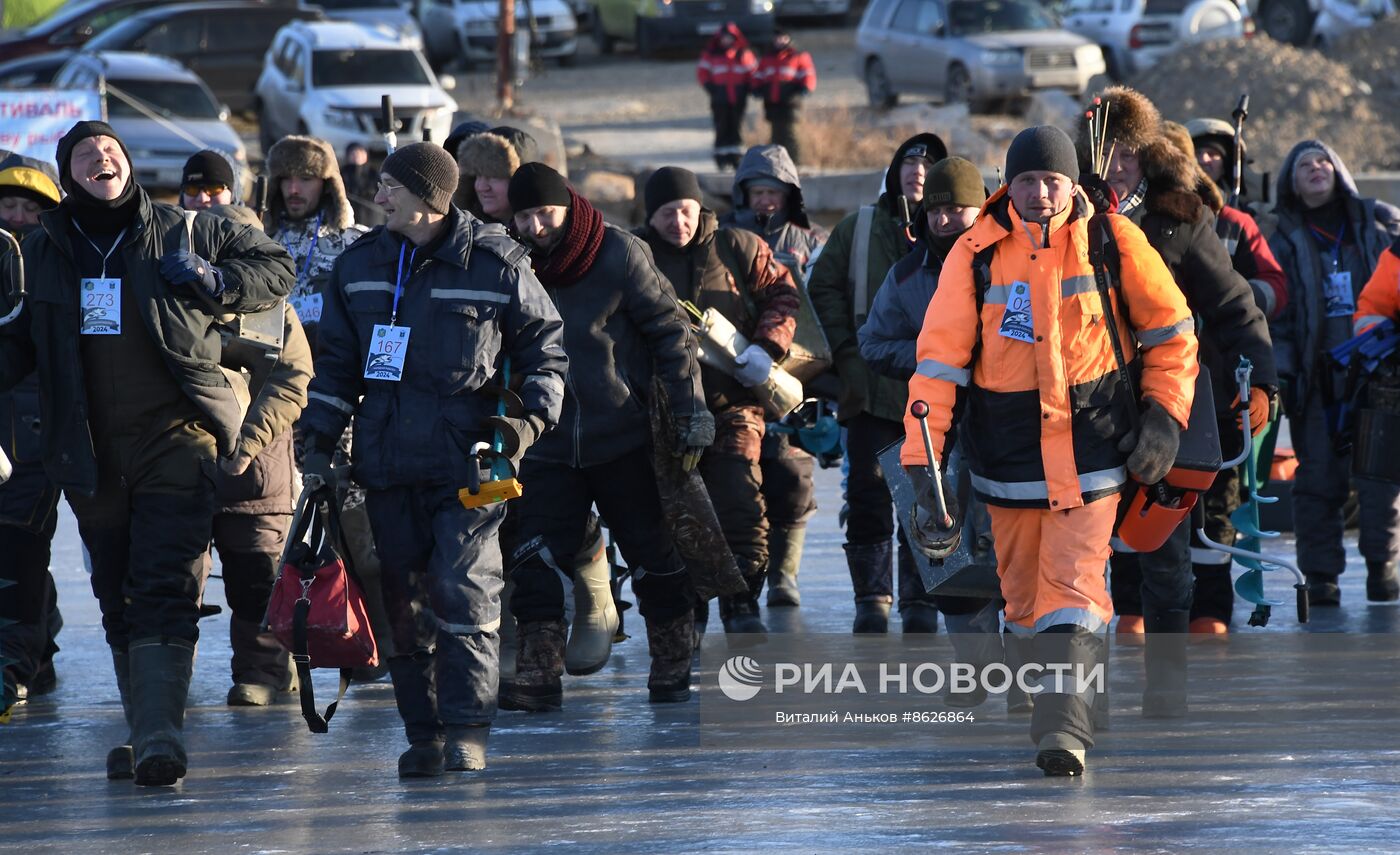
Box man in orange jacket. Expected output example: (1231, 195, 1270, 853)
(1355, 236, 1400, 335)
(901, 126, 1199, 776)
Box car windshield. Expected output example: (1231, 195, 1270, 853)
(947, 0, 1057, 34)
(105, 79, 222, 120)
(311, 49, 430, 86)
(81, 15, 150, 48)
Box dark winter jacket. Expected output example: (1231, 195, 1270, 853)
(528, 223, 705, 468)
(1268, 139, 1400, 407)
(0, 189, 295, 497)
(722, 143, 826, 274)
(300, 206, 567, 490)
(858, 233, 958, 381)
(640, 210, 799, 415)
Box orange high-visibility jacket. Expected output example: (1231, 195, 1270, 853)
(1354, 238, 1400, 335)
(902, 188, 1198, 511)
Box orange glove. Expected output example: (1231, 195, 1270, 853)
(1233, 387, 1271, 437)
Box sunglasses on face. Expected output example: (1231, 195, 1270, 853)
(182, 183, 229, 197)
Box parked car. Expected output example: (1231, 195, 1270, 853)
(0, 0, 169, 61)
(313, 0, 425, 49)
(591, 0, 775, 57)
(414, 0, 579, 69)
(1062, 0, 1250, 80)
(774, 0, 850, 21)
(80, 1, 324, 113)
(255, 21, 455, 157)
(855, 0, 1106, 111)
(52, 51, 247, 192)
(0, 50, 75, 89)
(1256, 0, 1395, 46)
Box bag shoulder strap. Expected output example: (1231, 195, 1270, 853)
(288, 489, 354, 734)
(1090, 214, 1141, 437)
(850, 204, 875, 324)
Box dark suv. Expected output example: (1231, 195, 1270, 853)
(0, 0, 171, 61)
(81, 1, 324, 113)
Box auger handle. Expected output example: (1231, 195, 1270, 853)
(910, 400, 951, 527)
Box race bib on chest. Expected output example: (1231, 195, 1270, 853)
(1323, 270, 1354, 318)
(364, 324, 410, 381)
(290, 293, 323, 324)
(80, 278, 121, 335)
(998, 281, 1034, 343)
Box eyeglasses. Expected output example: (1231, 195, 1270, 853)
(376, 180, 406, 196)
(182, 183, 229, 198)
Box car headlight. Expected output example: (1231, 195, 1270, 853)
(982, 49, 1021, 66)
(322, 107, 360, 130)
(749, 0, 774, 12)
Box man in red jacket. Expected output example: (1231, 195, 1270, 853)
(697, 22, 757, 171)
(751, 30, 816, 165)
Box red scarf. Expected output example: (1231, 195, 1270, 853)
(533, 189, 606, 288)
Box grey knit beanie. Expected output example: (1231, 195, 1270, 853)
(382, 142, 458, 214)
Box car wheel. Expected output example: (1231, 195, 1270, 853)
(593, 11, 616, 54)
(945, 63, 975, 109)
(635, 19, 655, 58)
(864, 57, 896, 109)
(1258, 0, 1313, 45)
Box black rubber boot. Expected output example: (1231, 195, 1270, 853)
(1366, 560, 1399, 602)
(765, 524, 804, 607)
(853, 600, 891, 634)
(1142, 608, 1189, 718)
(1307, 574, 1341, 606)
(899, 603, 939, 634)
(398, 741, 446, 778)
(106, 647, 134, 780)
(443, 724, 490, 772)
(845, 541, 893, 634)
(128, 638, 195, 787)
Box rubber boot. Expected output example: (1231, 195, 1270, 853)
(646, 611, 695, 703)
(719, 595, 767, 636)
(564, 542, 619, 676)
(1003, 632, 1035, 714)
(444, 724, 490, 772)
(387, 653, 444, 778)
(106, 647, 135, 780)
(900, 603, 939, 634)
(845, 541, 893, 634)
(500, 620, 565, 712)
(128, 637, 195, 787)
(1036, 731, 1087, 777)
(1306, 573, 1341, 606)
(765, 524, 804, 607)
(1366, 559, 1399, 602)
(1190, 562, 1234, 628)
(1141, 608, 1189, 718)
(227, 615, 294, 707)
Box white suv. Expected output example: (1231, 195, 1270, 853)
(255, 20, 456, 157)
(1062, 0, 1250, 80)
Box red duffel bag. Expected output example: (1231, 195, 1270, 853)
(265, 486, 378, 732)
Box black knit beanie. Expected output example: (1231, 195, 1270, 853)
(55, 120, 138, 232)
(181, 150, 236, 191)
(1005, 126, 1080, 184)
(508, 162, 572, 213)
(645, 166, 703, 219)
(382, 142, 458, 214)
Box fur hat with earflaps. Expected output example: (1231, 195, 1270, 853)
(1077, 85, 1204, 224)
(264, 135, 355, 230)
(455, 132, 522, 221)
(1160, 120, 1225, 215)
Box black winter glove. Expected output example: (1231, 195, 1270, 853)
(674, 409, 716, 472)
(159, 250, 223, 296)
(488, 413, 546, 472)
(1117, 399, 1181, 485)
(905, 464, 961, 561)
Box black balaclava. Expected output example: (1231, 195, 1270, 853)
(55, 121, 138, 235)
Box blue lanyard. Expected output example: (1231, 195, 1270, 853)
(391, 242, 416, 326)
(1308, 222, 1345, 272)
(284, 212, 322, 285)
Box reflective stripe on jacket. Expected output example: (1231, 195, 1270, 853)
(901, 188, 1198, 512)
